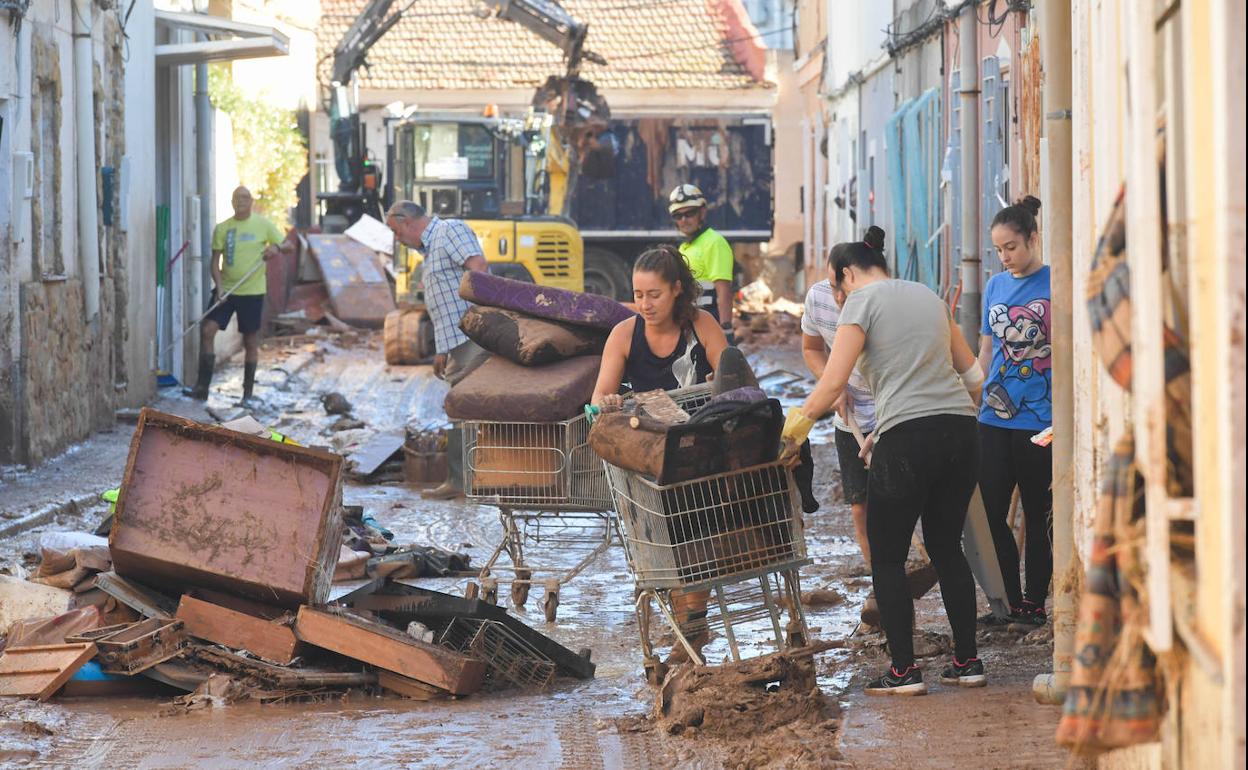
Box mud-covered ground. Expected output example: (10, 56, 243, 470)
(1, 331, 1064, 769)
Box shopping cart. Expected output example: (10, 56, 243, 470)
(463, 383, 716, 622)
(604, 459, 811, 678)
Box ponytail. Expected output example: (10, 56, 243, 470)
(634, 245, 700, 329)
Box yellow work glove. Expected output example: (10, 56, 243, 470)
(779, 408, 815, 466)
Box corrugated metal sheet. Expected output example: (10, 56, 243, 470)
(981, 55, 1009, 278)
(886, 88, 943, 289)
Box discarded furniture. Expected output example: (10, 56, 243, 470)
(293, 607, 485, 695)
(93, 617, 189, 675)
(459, 270, 632, 330)
(306, 234, 396, 328)
(176, 595, 302, 665)
(460, 306, 607, 366)
(110, 409, 344, 608)
(445, 354, 602, 422)
(0, 643, 97, 701)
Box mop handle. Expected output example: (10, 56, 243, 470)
(158, 258, 267, 357)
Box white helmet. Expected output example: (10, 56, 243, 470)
(668, 183, 707, 215)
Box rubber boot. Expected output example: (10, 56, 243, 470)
(422, 425, 464, 500)
(183, 353, 215, 401)
(238, 361, 258, 406)
(711, 346, 759, 397)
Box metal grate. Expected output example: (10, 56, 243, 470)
(535, 232, 573, 279)
(438, 617, 556, 691)
(464, 414, 611, 511)
(605, 461, 808, 589)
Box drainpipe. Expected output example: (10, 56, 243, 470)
(195, 56, 213, 313)
(1033, 0, 1075, 705)
(72, 0, 101, 322)
(956, 5, 980, 343)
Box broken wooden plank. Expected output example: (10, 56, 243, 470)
(186, 588, 287, 621)
(0, 643, 97, 701)
(110, 409, 344, 607)
(190, 644, 376, 690)
(176, 595, 302, 664)
(377, 670, 448, 701)
(92, 571, 177, 619)
(293, 607, 485, 695)
(352, 582, 595, 680)
(95, 617, 188, 675)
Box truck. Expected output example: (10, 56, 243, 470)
(384, 113, 776, 301)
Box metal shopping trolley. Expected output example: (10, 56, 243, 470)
(604, 459, 811, 678)
(463, 384, 716, 622)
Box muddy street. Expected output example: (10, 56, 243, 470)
(1, 334, 1064, 769)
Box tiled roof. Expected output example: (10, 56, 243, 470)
(316, 0, 772, 92)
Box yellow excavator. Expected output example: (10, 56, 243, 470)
(319, 0, 614, 363)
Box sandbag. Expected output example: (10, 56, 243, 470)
(445, 355, 601, 422)
(459, 271, 633, 330)
(459, 306, 607, 366)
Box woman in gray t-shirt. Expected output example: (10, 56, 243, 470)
(780, 230, 987, 696)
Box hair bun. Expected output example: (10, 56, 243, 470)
(1016, 196, 1042, 217)
(863, 226, 886, 251)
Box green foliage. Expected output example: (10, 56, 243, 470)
(208, 64, 306, 221)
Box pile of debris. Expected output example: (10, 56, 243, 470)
(732, 279, 805, 350)
(0, 408, 593, 708)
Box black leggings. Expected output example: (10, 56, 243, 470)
(978, 422, 1053, 608)
(867, 415, 980, 669)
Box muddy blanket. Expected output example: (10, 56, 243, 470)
(459, 271, 633, 331)
(445, 355, 601, 422)
(459, 306, 607, 366)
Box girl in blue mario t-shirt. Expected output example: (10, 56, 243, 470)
(976, 196, 1054, 629)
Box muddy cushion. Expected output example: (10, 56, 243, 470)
(445, 355, 602, 422)
(459, 306, 607, 366)
(459, 271, 633, 331)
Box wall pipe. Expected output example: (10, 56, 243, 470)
(72, 0, 101, 322)
(1033, 0, 1075, 705)
(956, 5, 980, 343)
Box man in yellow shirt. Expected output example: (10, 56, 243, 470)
(670, 184, 735, 335)
(185, 186, 292, 404)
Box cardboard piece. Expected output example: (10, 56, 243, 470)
(110, 409, 344, 608)
(0, 642, 97, 701)
(294, 607, 485, 695)
(346, 431, 405, 477)
(176, 595, 302, 665)
(963, 487, 1012, 617)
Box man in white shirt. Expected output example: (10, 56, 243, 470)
(801, 277, 877, 568)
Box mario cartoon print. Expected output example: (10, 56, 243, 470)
(985, 298, 1053, 424)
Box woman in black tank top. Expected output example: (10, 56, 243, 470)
(592, 246, 727, 408)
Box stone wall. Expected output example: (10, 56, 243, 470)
(19, 279, 115, 465)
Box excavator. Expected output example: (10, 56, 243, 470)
(319, 0, 614, 363)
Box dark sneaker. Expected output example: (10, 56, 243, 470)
(1009, 601, 1047, 630)
(865, 665, 927, 696)
(940, 656, 987, 687)
(978, 609, 1020, 627)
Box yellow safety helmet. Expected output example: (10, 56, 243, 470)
(668, 183, 707, 215)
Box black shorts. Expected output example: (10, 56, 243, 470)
(834, 427, 871, 505)
(206, 291, 264, 334)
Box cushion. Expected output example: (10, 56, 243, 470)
(459, 271, 633, 331)
(445, 355, 602, 422)
(459, 306, 607, 366)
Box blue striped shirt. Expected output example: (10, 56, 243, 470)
(420, 217, 482, 354)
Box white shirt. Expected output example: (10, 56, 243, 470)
(801, 279, 878, 433)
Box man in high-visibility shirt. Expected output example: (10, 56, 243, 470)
(185, 186, 293, 404)
(670, 184, 734, 336)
